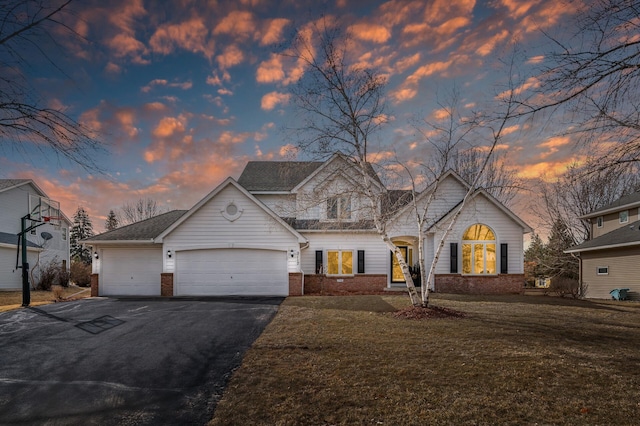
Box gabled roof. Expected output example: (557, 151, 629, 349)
(83, 210, 188, 243)
(290, 152, 384, 193)
(0, 179, 72, 225)
(565, 219, 640, 253)
(0, 179, 33, 193)
(580, 191, 640, 219)
(156, 177, 307, 243)
(0, 231, 42, 249)
(238, 161, 323, 192)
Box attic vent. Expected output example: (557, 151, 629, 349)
(221, 201, 243, 222)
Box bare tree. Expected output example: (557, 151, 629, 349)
(0, 0, 103, 169)
(119, 198, 164, 225)
(533, 158, 640, 244)
(527, 0, 640, 171)
(285, 18, 423, 304)
(285, 19, 518, 307)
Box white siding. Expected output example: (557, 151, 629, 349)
(253, 194, 296, 217)
(429, 195, 525, 274)
(0, 247, 39, 290)
(388, 176, 469, 238)
(0, 183, 70, 286)
(300, 232, 388, 275)
(164, 184, 300, 273)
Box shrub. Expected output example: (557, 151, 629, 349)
(70, 261, 92, 287)
(549, 276, 581, 298)
(36, 261, 69, 290)
(51, 285, 64, 301)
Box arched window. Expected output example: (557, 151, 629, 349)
(462, 224, 496, 275)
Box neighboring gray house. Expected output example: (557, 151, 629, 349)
(566, 191, 640, 300)
(84, 154, 531, 297)
(0, 179, 71, 290)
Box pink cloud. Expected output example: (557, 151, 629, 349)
(216, 45, 245, 69)
(213, 11, 256, 40)
(349, 22, 391, 43)
(152, 116, 186, 139)
(149, 18, 214, 59)
(256, 54, 285, 83)
(261, 92, 291, 111)
(260, 18, 290, 45)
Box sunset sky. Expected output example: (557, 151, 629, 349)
(0, 0, 589, 233)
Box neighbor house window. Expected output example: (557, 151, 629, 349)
(619, 210, 628, 223)
(596, 216, 603, 228)
(597, 266, 609, 275)
(62, 228, 67, 240)
(327, 250, 353, 275)
(462, 224, 496, 275)
(326, 196, 351, 220)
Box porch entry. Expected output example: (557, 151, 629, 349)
(390, 244, 412, 283)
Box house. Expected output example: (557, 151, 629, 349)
(0, 179, 71, 290)
(565, 191, 640, 300)
(84, 154, 531, 297)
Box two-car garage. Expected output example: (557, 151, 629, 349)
(175, 249, 289, 296)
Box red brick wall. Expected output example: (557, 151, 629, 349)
(289, 273, 303, 296)
(91, 274, 99, 297)
(435, 274, 524, 294)
(161, 273, 174, 297)
(304, 274, 387, 295)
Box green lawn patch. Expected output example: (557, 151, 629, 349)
(210, 294, 640, 425)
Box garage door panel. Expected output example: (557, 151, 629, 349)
(176, 249, 287, 296)
(102, 248, 162, 296)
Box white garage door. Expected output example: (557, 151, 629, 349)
(101, 248, 162, 296)
(176, 249, 288, 296)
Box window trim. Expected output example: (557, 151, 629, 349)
(325, 249, 354, 276)
(597, 266, 609, 275)
(326, 196, 352, 221)
(619, 210, 629, 224)
(462, 224, 498, 276)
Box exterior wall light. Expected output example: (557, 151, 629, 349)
(167, 250, 172, 258)
(93, 252, 99, 259)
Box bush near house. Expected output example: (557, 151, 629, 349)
(35, 261, 70, 290)
(70, 261, 91, 287)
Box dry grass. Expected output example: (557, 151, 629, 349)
(210, 294, 640, 425)
(0, 286, 90, 312)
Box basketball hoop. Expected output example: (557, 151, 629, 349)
(42, 216, 62, 227)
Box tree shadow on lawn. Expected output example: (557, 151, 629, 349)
(285, 295, 398, 313)
(437, 293, 637, 312)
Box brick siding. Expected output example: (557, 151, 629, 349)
(161, 273, 174, 296)
(304, 274, 387, 295)
(435, 274, 524, 294)
(288, 273, 303, 296)
(90, 274, 99, 297)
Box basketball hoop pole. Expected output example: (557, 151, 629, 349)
(18, 214, 48, 307)
(20, 215, 30, 307)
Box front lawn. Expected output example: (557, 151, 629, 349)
(0, 287, 90, 312)
(210, 294, 640, 425)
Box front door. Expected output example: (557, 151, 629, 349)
(390, 246, 409, 283)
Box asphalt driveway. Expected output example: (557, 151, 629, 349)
(0, 297, 283, 425)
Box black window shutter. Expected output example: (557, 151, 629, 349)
(500, 243, 508, 274)
(357, 250, 365, 274)
(450, 243, 458, 273)
(315, 250, 323, 274)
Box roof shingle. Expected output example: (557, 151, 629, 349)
(85, 210, 188, 242)
(237, 161, 324, 191)
(567, 219, 640, 252)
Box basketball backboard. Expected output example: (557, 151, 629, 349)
(28, 194, 61, 226)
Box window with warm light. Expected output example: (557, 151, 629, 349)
(327, 250, 353, 275)
(462, 224, 496, 275)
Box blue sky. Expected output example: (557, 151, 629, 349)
(0, 0, 586, 231)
